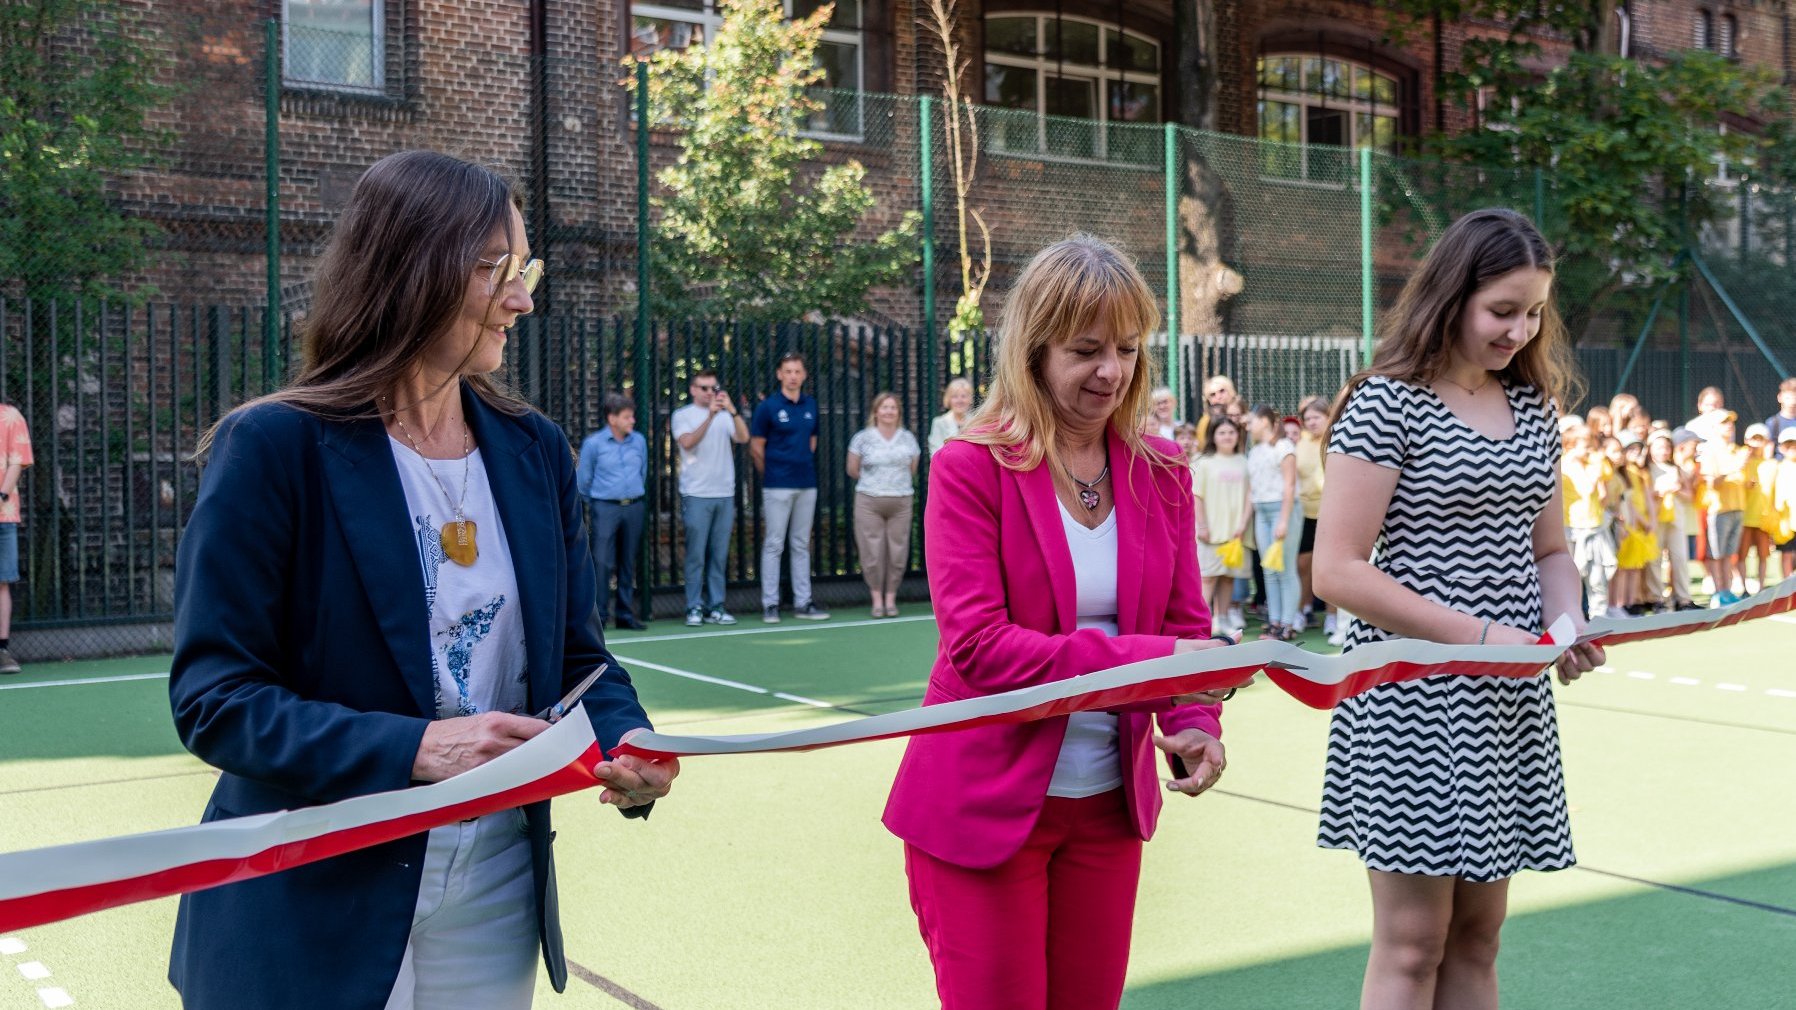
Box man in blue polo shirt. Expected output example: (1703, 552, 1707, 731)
(750, 352, 830, 623)
(577, 393, 650, 630)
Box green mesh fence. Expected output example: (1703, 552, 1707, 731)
(7, 18, 1795, 645)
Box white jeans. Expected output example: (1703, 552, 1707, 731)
(383, 811, 538, 1010)
(761, 486, 817, 608)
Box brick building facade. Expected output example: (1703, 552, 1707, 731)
(121, 0, 1795, 333)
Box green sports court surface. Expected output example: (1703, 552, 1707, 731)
(1, 608, 1793, 1009)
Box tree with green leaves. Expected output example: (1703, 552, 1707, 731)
(1386, 0, 1780, 339)
(0, 0, 169, 302)
(627, 0, 919, 322)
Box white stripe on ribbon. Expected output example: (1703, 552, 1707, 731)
(0, 578, 1790, 933)
(0, 715, 603, 933)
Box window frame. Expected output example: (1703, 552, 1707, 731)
(282, 0, 387, 96)
(979, 11, 1165, 166)
(627, 0, 867, 140)
(1255, 52, 1402, 188)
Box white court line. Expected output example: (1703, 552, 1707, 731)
(1627, 671, 1654, 680)
(1717, 683, 1748, 692)
(0, 672, 169, 692)
(37, 988, 73, 1009)
(0, 937, 24, 955)
(614, 613, 934, 645)
(17, 962, 48, 980)
(1594, 666, 1615, 674)
(1770, 614, 1796, 626)
(612, 654, 838, 710)
(1767, 688, 1796, 699)
(1669, 677, 1702, 686)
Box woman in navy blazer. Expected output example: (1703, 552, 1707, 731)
(167, 151, 677, 1009)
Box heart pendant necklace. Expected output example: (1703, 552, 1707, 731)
(1068, 461, 1110, 511)
(391, 400, 479, 566)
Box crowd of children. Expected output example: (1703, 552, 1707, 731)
(1157, 375, 1795, 636)
(1560, 381, 1795, 619)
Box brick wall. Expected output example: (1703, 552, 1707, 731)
(117, 0, 1796, 334)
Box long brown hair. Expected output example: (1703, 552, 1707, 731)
(957, 236, 1179, 482)
(1329, 208, 1582, 430)
(198, 151, 531, 454)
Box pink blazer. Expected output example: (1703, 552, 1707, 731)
(883, 426, 1222, 869)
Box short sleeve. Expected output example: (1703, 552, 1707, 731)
(670, 407, 699, 438)
(1328, 376, 1409, 470)
(3, 408, 29, 467)
(847, 429, 867, 457)
(902, 431, 921, 459)
(749, 400, 772, 438)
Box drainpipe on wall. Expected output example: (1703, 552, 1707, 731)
(529, 0, 552, 311)
(1616, 7, 1631, 58)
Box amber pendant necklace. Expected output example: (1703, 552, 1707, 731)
(391, 402, 479, 566)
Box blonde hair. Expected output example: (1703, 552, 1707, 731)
(940, 377, 974, 410)
(958, 236, 1177, 480)
(864, 390, 904, 429)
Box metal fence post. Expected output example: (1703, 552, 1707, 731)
(1360, 146, 1374, 366)
(1163, 121, 1179, 409)
(634, 60, 653, 614)
(264, 18, 280, 390)
(920, 95, 935, 346)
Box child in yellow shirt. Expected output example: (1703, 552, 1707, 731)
(1611, 436, 1656, 615)
(1696, 409, 1747, 605)
(1742, 424, 1777, 592)
(1773, 428, 1796, 582)
(1562, 425, 1615, 619)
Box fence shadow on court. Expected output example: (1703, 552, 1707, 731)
(1120, 861, 1796, 1009)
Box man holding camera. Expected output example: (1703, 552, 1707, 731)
(672, 369, 750, 627)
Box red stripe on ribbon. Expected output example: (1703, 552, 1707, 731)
(0, 744, 605, 933)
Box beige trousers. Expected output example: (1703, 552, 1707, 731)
(854, 492, 914, 596)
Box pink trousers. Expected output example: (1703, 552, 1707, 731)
(903, 789, 1144, 1010)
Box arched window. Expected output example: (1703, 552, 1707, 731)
(1720, 14, 1737, 56)
(983, 13, 1163, 162)
(628, 0, 866, 136)
(1257, 53, 1400, 184)
(1695, 10, 1712, 50)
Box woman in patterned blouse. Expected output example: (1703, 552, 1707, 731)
(847, 392, 921, 617)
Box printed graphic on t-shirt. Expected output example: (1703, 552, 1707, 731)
(435, 595, 507, 717)
(414, 514, 445, 616)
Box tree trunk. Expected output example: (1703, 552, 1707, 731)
(1172, 0, 1241, 350)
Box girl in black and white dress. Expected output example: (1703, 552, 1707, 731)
(1312, 209, 1605, 1010)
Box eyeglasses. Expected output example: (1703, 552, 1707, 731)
(478, 254, 545, 295)
(693, 383, 719, 392)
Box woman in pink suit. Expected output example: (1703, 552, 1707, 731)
(884, 236, 1235, 1010)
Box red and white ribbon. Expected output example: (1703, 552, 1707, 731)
(0, 577, 1790, 932)
(0, 714, 606, 933)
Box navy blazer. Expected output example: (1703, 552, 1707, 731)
(167, 384, 652, 1010)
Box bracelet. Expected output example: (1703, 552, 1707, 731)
(1209, 635, 1238, 701)
(1477, 618, 1491, 646)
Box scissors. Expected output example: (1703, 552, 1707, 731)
(534, 663, 608, 723)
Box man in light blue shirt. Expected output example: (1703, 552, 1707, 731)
(577, 393, 649, 629)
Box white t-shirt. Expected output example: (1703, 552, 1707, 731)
(1047, 500, 1123, 799)
(389, 439, 529, 720)
(671, 403, 738, 499)
(1247, 438, 1296, 504)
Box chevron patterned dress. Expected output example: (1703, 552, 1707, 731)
(1317, 375, 1575, 881)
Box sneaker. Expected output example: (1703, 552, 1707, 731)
(792, 602, 831, 621)
(685, 608, 705, 627)
(763, 605, 781, 624)
(1716, 590, 1741, 607)
(1323, 614, 1337, 636)
(1327, 629, 1347, 648)
(0, 648, 16, 675)
(1292, 612, 1308, 633)
(1227, 608, 1244, 632)
(1604, 606, 1629, 619)
(706, 609, 737, 626)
